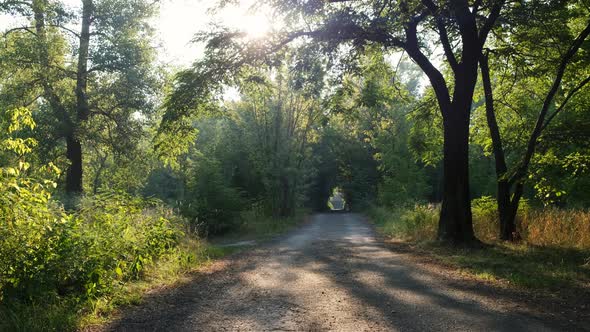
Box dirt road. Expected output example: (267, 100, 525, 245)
(108, 213, 564, 331)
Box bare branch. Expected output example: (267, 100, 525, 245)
(2, 26, 36, 37)
(48, 24, 81, 38)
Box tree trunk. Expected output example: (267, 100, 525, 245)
(279, 175, 292, 217)
(65, 135, 84, 193)
(480, 53, 517, 240)
(497, 181, 516, 240)
(437, 107, 476, 244)
(479, 21, 590, 240)
(403, 11, 482, 245)
(66, 0, 92, 195)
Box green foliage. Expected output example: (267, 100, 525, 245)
(369, 205, 438, 241)
(470, 1, 590, 209)
(2, 1, 590, 328)
(72, 193, 183, 296)
(0, 107, 193, 330)
(0, 190, 184, 301)
(182, 156, 245, 235)
(1, 0, 161, 194)
(234, 208, 307, 240)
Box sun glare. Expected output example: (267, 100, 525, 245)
(156, 0, 278, 64)
(242, 14, 272, 39)
(221, 7, 274, 40)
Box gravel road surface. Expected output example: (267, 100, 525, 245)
(107, 213, 563, 332)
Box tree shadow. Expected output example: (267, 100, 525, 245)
(107, 214, 575, 331)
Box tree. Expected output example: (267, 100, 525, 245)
(234, 55, 324, 217)
(478, 2, 590, 240)
(162, 0, 505, 245)
(0, 0, 158, 195)
(328, 49, 428, 207)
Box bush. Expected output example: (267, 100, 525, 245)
(0, 109, 195, 330)
(0, 191, 184, 302)
(471, 196, 499, 242)
(182, 156, 245, 235)
(471, 196, 530, 242)
(69, 193, 184, 298)
(369, 204, 438, 241)
(0, 189, 190, 331)
(0, 169, 71, 300)
(237, 207, 306, 238)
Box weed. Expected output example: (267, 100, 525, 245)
(369, 203, 590, 290)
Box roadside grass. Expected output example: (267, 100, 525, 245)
(368, 204, 590, 291)
(213, 208, 309, 244)
(426, 242, 590, 290)
(80, 209, 308, 329)
(0, 237, 234, 332)
(0, 205, 305, 332)
(79, 238, 239, 328)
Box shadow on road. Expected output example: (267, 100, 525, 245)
(107, 214, 572, 331)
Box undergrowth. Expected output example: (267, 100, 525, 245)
(368, 200, 590, 290)
(0, 191, 224, 331)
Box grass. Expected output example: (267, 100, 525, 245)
(368, 204, 590, 291)
(0, 208, 307, 332)
(213, 208, 309, 244)
(0, 237, 233, 331)
(427, 242, 590, 290)
(79, 239, 240, 328)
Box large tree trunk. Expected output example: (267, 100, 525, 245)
(435, 28, 480, 244)
(437, 104, 476, 244)
(403, 7, 483, 245)
(33, 0, 81, 196)
(66, 0, 93, 195)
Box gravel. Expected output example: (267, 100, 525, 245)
(105, 213, 572, 332)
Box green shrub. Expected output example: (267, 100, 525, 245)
(0, 169, 71, 300)
(0, 109, 192, 329)
(182, 156, 245, 235)
(237, 207, 305, 238)
(68, 192, 184, 298)
(0, 190, 184, 301)
(369, 204, 438, 240)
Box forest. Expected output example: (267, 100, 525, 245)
(0, 0, 589, 330)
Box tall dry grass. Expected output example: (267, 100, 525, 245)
(520, 208, 590, 249)
(371, 199, 590, 249)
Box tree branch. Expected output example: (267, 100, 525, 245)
(541, 75, 590, 131)
(421, 0, 459, 72)
(2, 26, 37, 37)
(478, 0, 504, 48)
(509, 20, 590, 185)
(404, 18, 451, 113)
(480, 50, 508, 178)
(49, 24, 81, 38)
(437, 17, 459, 72)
